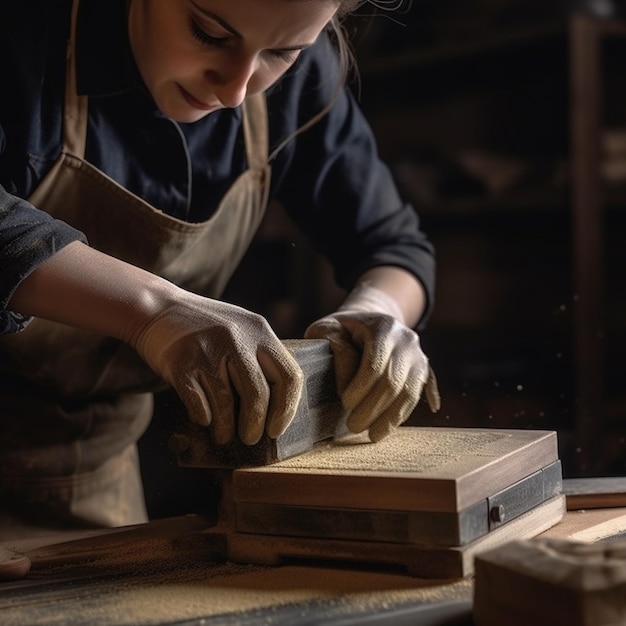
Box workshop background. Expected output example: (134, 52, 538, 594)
(139, 0, 626, 520)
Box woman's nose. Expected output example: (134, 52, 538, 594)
(208, 55, 257, 109)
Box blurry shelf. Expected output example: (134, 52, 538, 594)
(414, 186, 626, 219)
(359, 22, 566, 78)
(359, 13, 626, 79)
(415, 191, 569, 218)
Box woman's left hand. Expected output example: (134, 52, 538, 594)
(304, 310, 440, 442)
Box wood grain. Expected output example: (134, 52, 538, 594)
(563, 476, 626, 510)
(539, 507, 626, 543)
(0, 516, 219, 573)
(227, 495, 565, 579)
(234, 461, 563, 547)
(233, 427, 559, 513)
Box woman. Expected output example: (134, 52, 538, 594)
(0, 0, 438, 536)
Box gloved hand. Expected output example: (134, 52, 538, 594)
(305, 286, 440, 443)
(130, 294, 303, 446)
(8, 241, 303, 445)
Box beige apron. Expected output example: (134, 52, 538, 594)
(0, 0, 271, 538)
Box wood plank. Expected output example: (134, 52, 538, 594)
(563, 477, 626, 510)
(0, 515, 220, 577)
(234, 461, 563, 547)
(0, 554, 473, 626)
(226, 495, 565, 579)
(539, 507, 626, 543)
(233, 427, 559, 513)
(235, 501, 489, 548)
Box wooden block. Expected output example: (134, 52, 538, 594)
(234, 461, 563, 547)
(474, 535, 626, 626)
(227, 495, 565, 579)
(563, 477, 626, 510)
(233, 427, 559, 513)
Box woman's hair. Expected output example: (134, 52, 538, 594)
(269, 0, 400, 160)
(332, 0, 410, 80)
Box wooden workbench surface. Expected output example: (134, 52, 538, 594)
(0, 516, 474, 625)
(0, 505, 623, 624)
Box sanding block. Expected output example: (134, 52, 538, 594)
(169, 339, 350, 468)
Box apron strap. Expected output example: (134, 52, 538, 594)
(63, 0, 88, 159)
(241, 93, 269, 171)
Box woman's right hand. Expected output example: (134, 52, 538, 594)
(130, 292, 304, 446)
(7, 241, 303, 446)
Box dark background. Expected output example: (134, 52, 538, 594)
(139, 0, 626, 520)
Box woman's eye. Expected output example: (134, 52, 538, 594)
(189, 19, 227, 47)
(267, 49, 299, 64)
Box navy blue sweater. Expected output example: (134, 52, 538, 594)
(0, 0, 435, 333)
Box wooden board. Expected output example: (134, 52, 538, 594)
(0, 515, 222, 577)
(0, 522, 474, 626)
(234, 461, 563, 547)
(539, 507, 626, 543)
(226, 495, 566, 579)
(562, 476, 626, 510)
(233, 427, 559, 513)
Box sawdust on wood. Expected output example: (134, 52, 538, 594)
(0, 534, 473, 625)
(104, 564, 472, 625)
(272, 429, 508, 473)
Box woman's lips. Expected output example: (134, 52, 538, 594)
(178, 85, 220, 111)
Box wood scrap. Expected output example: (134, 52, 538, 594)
(473, 536, 626, 626)
(563, 476, 626, 510)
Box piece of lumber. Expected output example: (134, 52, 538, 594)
(234, 461, 563, 547)
(0, 515, 220, 578)
(473, 536, 626, 626)
(226, 495, 565, 579)
(563, 476, 626, 510)
(539, 507, 626, 543)
(233, 427, 559, 513)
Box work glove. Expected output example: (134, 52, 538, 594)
(304, 286, 440, 442)
(7, 240, 302, 445)
(131, 295, 303, 446)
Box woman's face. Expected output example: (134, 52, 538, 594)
(128, 0, 338, 123)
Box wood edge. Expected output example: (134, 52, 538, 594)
(227, 496, 565, 579)
(233, 428, 560, 512)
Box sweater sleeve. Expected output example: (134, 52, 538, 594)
(0, 186, 87, 334)
(267, 35, 436, 326)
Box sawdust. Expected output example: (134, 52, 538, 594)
(0, 561, 472, 625)
(107, 564, 472, 624)
(271, 428, 508, 473)
(0, 531, 473, 625)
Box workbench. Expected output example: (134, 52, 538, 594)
(1, 503, 625, 626)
